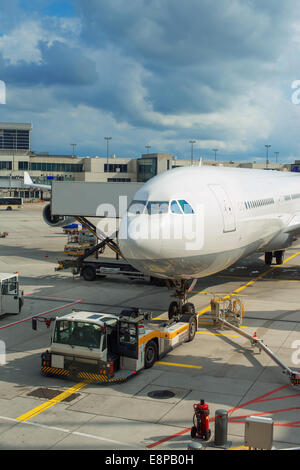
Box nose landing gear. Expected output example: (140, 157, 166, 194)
(167, 279, 197, 320)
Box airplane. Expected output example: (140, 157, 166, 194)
(23, 172, 75, 227)
(118, 165, 300, 318)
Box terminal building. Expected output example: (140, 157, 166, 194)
(0, 122, 295, 200)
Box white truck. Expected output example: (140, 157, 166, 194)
(33, 308, 197, 384)
(0, 273, 24, 315)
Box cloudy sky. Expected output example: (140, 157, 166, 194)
(1, 0, 300, 163)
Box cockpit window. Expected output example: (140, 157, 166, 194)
(178, 200, 194, 214)
(146, 201, 169, 215)
(170, 200, 182, 214)
(128, 200, 146, 215)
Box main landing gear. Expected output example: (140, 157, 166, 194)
(167, 279, 197, 320)
(264, 250, 285, 266)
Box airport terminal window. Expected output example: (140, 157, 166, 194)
(104, 164, 127, 173)
(146, 201, 169, 215)
(128, 200, 146, 215)
(178, 200, 194, 214)
(18, 162, 29, 170)
(170, 200, 182, 214)
(30, 162, 83, 173)
(0, 161, 12, 170)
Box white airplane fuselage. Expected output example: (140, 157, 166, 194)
(119, 166, 300, 280)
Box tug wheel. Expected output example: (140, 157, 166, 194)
(144, 340, 157, 369)
(187, 315, 197, 342)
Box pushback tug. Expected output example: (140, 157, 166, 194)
(32, 308, 198, 384)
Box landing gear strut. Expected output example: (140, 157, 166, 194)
(264, 250, 285, 266)
(167, 279, 197, 320)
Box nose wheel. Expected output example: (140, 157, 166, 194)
(167, 279, 197, 320)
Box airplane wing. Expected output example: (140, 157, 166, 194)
(24, 172, 52, 190)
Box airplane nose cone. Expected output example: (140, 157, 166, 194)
(119, 214, 163, 262)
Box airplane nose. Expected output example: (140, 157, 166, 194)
(119, 214, 163, 261)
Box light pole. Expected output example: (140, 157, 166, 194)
(104, 137, 112, 167)
(145, 145, 151, 154)
(265, 144, 271, 169)
(70, 143, 77, 157)
(189, 140, 196, 165)
(212, 148, 218, 161)
(274, 152, 279, 164)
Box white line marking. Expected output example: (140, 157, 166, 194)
(0, 415, 141, 448)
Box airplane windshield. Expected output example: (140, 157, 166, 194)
(128, 200, 147, 215)
(178, 200, 194, 214)
(146, 201, 169, 215)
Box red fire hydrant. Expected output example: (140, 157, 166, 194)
(191, 399, 211, 441)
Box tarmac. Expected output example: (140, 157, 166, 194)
(1, 203, 300, 451)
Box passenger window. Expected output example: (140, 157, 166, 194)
(178, 200, 194, 214)
(170, 200, 182, 214)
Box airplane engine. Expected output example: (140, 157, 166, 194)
(42, 203, 75, 228)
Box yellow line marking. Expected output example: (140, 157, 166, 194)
(156, 361, 202, 369)
(197, 305, 211, 317)
(197, 331, 239, 338)
(227, 446, 249, 451)
(16, 382, 87, 422)
(231, 250, 300, 295)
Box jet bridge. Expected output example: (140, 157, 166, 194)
(51, 181, 143, 218)
(51, 181, 165, 284)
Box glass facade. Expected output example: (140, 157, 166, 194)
(107, 178, 131, 182)
(30, 162, 83, 172)
(104, 163, 127, 173)
(137, 158, 157, 182)
(0, 161, 12, 170)
(0, 129, 30, 150)
(18, 161, 29, 170)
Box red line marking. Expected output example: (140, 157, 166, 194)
(0, 300, 84, 331)
(146, 428, 191, 449)
(146, 383, 299, 449)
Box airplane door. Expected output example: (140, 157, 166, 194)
(209, 184, 236, 233)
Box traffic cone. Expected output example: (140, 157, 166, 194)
(253, 331, 257, 339)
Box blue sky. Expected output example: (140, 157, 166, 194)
(1, 0, 300, 163)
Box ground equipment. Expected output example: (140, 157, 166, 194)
(64, 228, 97, 256)
(0, 273, 24, 316)
(32, 307, 198, 384)
(210, 295, 300, 387)
(191, 399, 211, 441)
